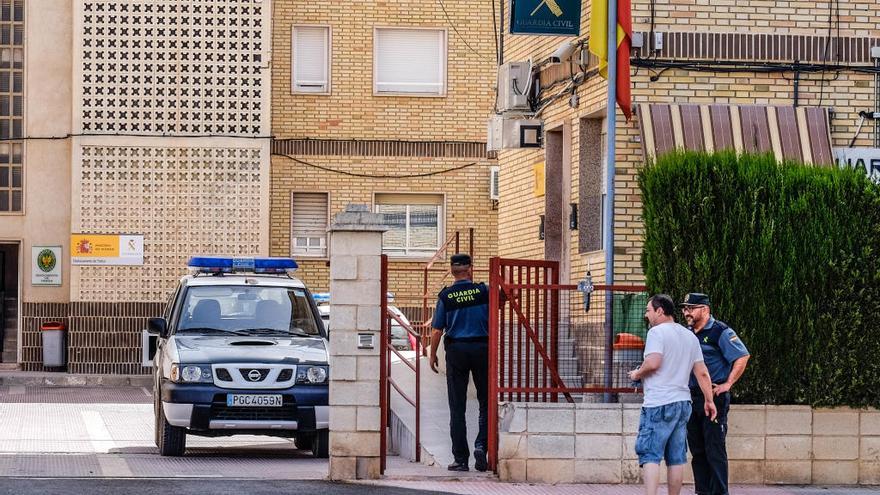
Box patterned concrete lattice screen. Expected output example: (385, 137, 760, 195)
(79, 0, 267, 135)
(637, 104, 834, 165)
(75, 145, 264, 302)
(65, 0, 271, 373)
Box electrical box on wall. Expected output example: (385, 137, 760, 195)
(496, 62, 533, 112)
(487, 115, 543, 151)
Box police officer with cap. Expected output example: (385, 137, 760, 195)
(680, 293, 750, 495)
(429, 253, 489, 472)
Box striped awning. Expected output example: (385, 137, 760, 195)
(637, 104, 834, 165)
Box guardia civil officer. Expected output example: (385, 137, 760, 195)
(429, 253, 489, 472)
(680, 293, 750, 495)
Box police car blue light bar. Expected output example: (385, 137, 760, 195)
(311, 292, 393, 303)
(187, 256, 298, 274)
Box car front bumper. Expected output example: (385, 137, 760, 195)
(160, 380, 328, 431)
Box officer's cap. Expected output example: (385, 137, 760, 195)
(450, 253, 472, 266)
(679, 292, 711, 307)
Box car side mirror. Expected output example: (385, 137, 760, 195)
(147, 317, 169, 339)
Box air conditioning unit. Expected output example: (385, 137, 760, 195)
(487, 115, 543, 151)
(489, 166, 500, 200)
(496, 62, 532, 112)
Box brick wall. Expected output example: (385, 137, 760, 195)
(20, 302, 159, 374)
(271, 0, 499, 298)
(270, 153, 498, 301)
(498, 1, 880, 284)
(272, 0, 496, 141)
(498, 402, 880, 485)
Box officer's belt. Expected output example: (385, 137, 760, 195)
(444, 336, 489, 344)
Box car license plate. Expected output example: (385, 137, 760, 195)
(226, 394, 283, 407)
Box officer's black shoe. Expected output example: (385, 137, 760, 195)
(474, 450, 488, 472)
(447, 461, 469, 472)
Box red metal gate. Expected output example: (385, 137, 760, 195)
(486, 257, 647, 471)
(379, 255, 422, 474)
(377, 231, 477, 473)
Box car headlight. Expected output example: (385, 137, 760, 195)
(170, 363, 213, 383)
(296, 365, 328, 384)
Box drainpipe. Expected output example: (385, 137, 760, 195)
(499, 0, 504, 65)
(874, 50, 880, 147)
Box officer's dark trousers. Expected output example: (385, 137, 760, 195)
(688, 391, 732, 495)
(445, 339, 489, 464)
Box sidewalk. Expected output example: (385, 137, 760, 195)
(363, 480, 880, 494)
(0, 371, 151, 388)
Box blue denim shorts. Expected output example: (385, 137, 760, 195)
(635, 400, 692, 466)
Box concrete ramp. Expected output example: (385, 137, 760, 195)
(388, 355, 481, 469)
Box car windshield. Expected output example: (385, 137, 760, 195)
(176, 285, 320, 336)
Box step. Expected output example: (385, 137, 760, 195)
(0, 372, 152, 387)
(0, 363, 19, 371)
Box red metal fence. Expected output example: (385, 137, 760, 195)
(486, 257, 648, 471)
(379, 255, 423, 473)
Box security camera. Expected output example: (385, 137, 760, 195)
(548, 41, 577, 65)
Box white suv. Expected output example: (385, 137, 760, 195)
(148, 257, 329, 457)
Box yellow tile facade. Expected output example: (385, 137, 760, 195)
(499, 1, 880, 285)
(271, 1, 498, 312)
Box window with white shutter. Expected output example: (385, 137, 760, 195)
(292, 25, 330, 94)
(374, 193, 444, 257)
(374, 28, 446, 96)
(291, 192, 329, 257)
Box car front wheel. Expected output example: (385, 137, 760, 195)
(312, 429, 329, 458)
(157, 401, 187, 456)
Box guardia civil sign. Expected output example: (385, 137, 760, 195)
(32, 246, 62, 286)
(510, 0, 582, 36)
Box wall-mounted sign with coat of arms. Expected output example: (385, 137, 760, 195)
(32, 246, 62, 286)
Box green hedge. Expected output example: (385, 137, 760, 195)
(639, 151, 880, 407)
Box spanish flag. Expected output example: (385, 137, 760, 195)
(589, 0, 632, 120)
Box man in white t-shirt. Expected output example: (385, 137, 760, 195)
(628, 294, 717, 495)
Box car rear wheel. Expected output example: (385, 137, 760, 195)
(312, 429, 329, 458)
(157, 401, 187, 456)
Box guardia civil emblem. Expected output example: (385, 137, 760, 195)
(37, 249, 56, 273)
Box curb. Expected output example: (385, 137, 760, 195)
(0, 372, 152, 388)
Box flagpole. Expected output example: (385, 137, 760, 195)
(604, 0, 617, 288)
(602, 0, 618, 403)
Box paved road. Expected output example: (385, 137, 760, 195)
(0, 385, 470, 481)
(1, 385, 878, 494)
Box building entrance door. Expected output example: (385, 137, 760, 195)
(0, 243, 19, 365)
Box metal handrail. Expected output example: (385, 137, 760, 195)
(380, 255, 422, 473)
